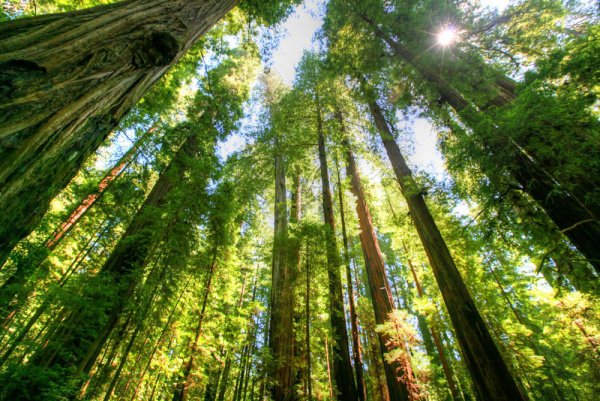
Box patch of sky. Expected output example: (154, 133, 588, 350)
(218, 0, 510, 220)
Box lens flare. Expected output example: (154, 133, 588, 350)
(437, 26, 458, 46)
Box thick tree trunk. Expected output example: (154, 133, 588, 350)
(0, 128, 150, 319)
(359, 15, 600, 271)
(10, 132, 211, 400)
(334, 155, 367, 401)
(341, 135, 411, 401)
(366, 96, 527, 401)
(0, 0, 237, 268)
(269, 134, 296, 401)
(315, 95, 358, 401)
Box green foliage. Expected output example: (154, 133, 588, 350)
(1, 1, 599, 400)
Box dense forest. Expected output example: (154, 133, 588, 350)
(0, 0, 598, 400)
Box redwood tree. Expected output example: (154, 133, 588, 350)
(315, 93, 358, 400)
(340, 126, 412, 401)
(363, 86, 527, 401)
(0, 0, 299, 270)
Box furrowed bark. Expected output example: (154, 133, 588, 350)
(401, 242, 460, 401)
(334, 154, 367, 401)
(365, 93, 527, 401)
(0, 0, 237, 268)
(269, 133, 296, 401)
(341, 133, 411, 401)
(0, 128, 151, 318)
(315, 93, 358, 400)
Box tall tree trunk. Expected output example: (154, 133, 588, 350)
(304, 241, 313, 401)
(402, 243, 460, 401)
(173, 250, 218, 401)
(0, 127, 150, 319)
(11, 132, 211, 400)
(340, 129, 412, 401)
(358, 15, 600, 271)
(364, 94, 527, 401)
(46, 125, 154, 251)
(315, 93, 358, 400)
(269, 133, 296, 401)
(131, 277, 193, 401)
(334, 155, 367, 401)
(0, 0, 237, 268)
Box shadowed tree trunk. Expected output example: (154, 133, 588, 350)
(339, 121, 411, 401)
(0, 0, 237, 267)
(6, 130, 213, 400)
(334, 154, 367, 401)
(269, 133, 296, 401)
(315, 93, 358, 401)
(358, 15, 600, 272)
(0, 127, 152, 319)
(364, 92, 527, 401)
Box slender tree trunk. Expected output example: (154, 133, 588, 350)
(358, 15, 600, 271)
(0, 0, 237, 267)
(315, 93, 358, 400)
(131, 277, 193, 400)
(325, 337, 334, 399)
(304, 241, 313, 401)
(102, 262, 167, 401)
(334, 154, 367, 401)
(12, 132, 211, 399)
(0, 216, 109, 325)
(269, 134, 296, 401)
(290, 170, 304, 394)
(46, 125, 154, 251)
(341, 134, 412, 401)
(401, 242, 460, 401)
(0, 120, 144, 319)
(172, 250, 218, 401)
(0, 219, 110, 364)
(364, 94, 527, 401)
(216, 269, 254, 401)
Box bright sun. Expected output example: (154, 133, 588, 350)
(437, 26, 458, 46)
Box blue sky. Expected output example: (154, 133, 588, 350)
(219, 0, 510, 176)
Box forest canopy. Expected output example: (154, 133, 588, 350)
(0, 0, 598, 400)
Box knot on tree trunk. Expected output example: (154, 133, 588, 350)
(133, 31, 180, 68)
(0, 59, 47, 99)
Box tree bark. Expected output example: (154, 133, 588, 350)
(315, 94, 358, 401)
(334, 154, 367, 401)
(359, 15, 600, 272)
(46, 125, 154, 251)
(341, 133, 411, 401)
(0, 0, 237, 269)
(0, 127, 150, 319)
(269, 133, 296, 401)
(365, 94, 527, 401)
